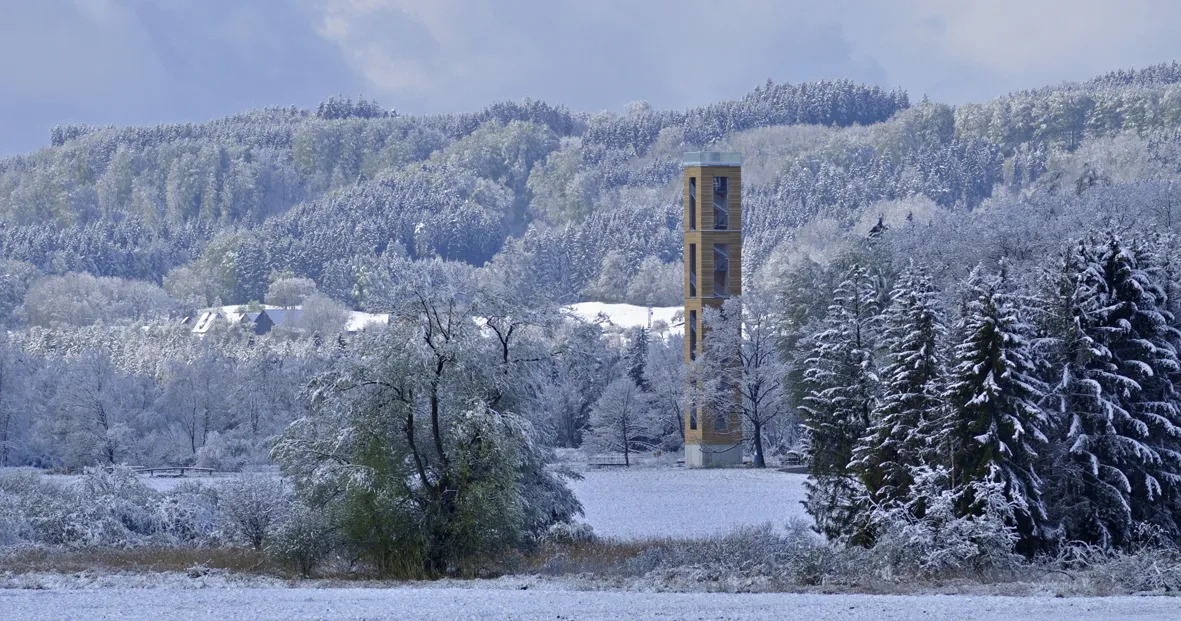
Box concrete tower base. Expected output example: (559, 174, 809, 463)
(685, 443, 744, 468)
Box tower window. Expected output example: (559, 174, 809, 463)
(713, 176, 729, 230)
(690, 401, 698, 430)
(688, 244, 697, 297)
(689, 310, 697, 361)
(713, 244, 729, 298)
(688, 177, 696, 231)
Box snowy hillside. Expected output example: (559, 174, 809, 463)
(566, 303, 682, 330)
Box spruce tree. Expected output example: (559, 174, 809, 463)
(801, 265, 880, 543)
(1127, 239, 1181, 540)
(943, 265, 1052, 553)
(852, 264, 945, 516)
(625, 327, 650, 392)
(1045, 234, 1181, 548)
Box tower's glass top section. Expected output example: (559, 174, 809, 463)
(682, 151, 742, 168)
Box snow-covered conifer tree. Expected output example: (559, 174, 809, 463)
(1043, 234, 1181, 548)
(800, 265, 880, 543)
(625, 327, 650, 391)
(852, 263, 945, 516)
(942, 265, 1052, 553)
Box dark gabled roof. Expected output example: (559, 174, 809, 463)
(262, 308, 303, 328)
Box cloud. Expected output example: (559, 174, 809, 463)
(0, 0, 363, 155)
(3, 0, 1181, 156)
(840, 0, 1181, 100)
(311, 0, 1181, 111)
(310, 0, 885, 114)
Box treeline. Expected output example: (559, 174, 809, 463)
(582, 79, 908, 156)
(0, 255, 627, 470)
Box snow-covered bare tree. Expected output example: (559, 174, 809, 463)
(51, 350, 143, 468)
(475, 256, 560, 414)
(0, 336, 28, 467)
(157, 352, 232, 458)
(697, 294, 790, 468)
(585, 376, 652, 466)
(538, 319, 614, 448)
(292, 293, 350, 337)
(219, 474, 289, 550)
(265, 277, 318, 308)
(644, 331, 686, 451)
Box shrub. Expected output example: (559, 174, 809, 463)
(866, 468, 1022, 579)
(0, 469, 225, 548)
(194, 432, 259, 472)
(219, 475, 288, 550)
(153, 482, 222, 546)
(268, 500, 335, 578)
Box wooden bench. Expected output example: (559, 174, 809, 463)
(778, 452, 808, 474)
(587, 454, 629, 468)
(132, 466, 216, 478)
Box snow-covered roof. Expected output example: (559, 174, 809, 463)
(191, 311, 220, 334)
(192, 305, 391, 336)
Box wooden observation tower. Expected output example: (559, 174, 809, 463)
(682, 152, 743, 468)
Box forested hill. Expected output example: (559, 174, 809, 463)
(5, 62, 1181, 321)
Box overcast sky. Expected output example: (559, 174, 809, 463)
(3, 0, 1181, 156)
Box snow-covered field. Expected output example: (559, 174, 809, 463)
(567, 468, 810, 539)
(9, 465, 808, 537)
(2, 586, 1175, 621)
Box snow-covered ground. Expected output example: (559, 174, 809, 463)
(2, 586, 1175, 621)
(566, 302, 681, 330)
(567, 468, 810, 539)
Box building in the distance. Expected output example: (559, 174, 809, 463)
(682, 152, 743, 467)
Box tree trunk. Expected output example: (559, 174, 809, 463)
(0, 407, 9, 468)
(623, 419, 630, 467)
(753, 420, 766, 468)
